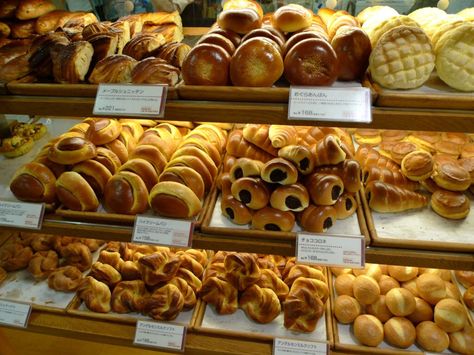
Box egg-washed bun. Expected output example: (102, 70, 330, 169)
(353, 314, 384, 347)
(384, 317, 416, 349)
(431, 189, 470, 220)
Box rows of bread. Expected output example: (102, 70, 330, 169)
(218, 125, 361, 233)
(353, 129, 473, 220)
(331, 264, 474, 353)
(360, 6, 474, 91)
(8, 119, 226, 219)
(182, 3, 371, 86)
(0, 1, 188, 85)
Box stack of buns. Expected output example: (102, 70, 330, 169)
(354, 129, 472, 220)
(200, 251, 328, 332)
(218, 124, 360, 233)
(332, 264, 473, 353)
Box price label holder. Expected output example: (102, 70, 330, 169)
(93, 84, 168, 117)
(0, 300, 32, 328)
(134, 320, 186, 352)
(132, 215, 193, 248)
(296, 233, 365, 268)
(288, 86, 372, 123)
(0, 200, 44, 230)
(273, 338, 328, 355)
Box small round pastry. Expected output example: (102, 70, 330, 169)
(401, 279, 420, 297)
(241, 28, 285, 52)
(182, 43, 231, 85)
(416, 321, 449, 352)
(149, 181, 202, 218)
(104, 139, 128, 164)
(455, 270, 474, 288)
(230, 37, 283, 87)
(55, 172, 99, 212)
(449, 327, 474, 355)
(229, 158, 264, 182)
(384, 317, 416, 349)
(334, 295, 361, 324)
(353, 264, 382, 281)
(401, 150, 434, 181)
(379, 274, 400, 295)
(93, 147, 122, 174)
(221, 195, 253, 225)
(217, 8, 262, 35)
(85, 118, 122, 145)
(48, 265, 83, 292)
(431, 189, 470, 219)
(366, 295, 393, 323)
(334, 193, 357, 219)
(159, 166, 205, 200)
(298, 205, 337, 233)
(353, 314, 384, 347)
(278, 145, 314, 175)
(130, 144, 167, 176)
(48, 136, 97, 165)
(104, 171, 148, 215)
(197, 33, 236, 55)
(208, 28, 241, 47)
(388, 266, 418, 282)
(118, 158, 159, 192)
(231, 177, 269, 210)
(305, 173, 344, 206)
(269, 183, 309, 212)
(434, 299, 467, 332)
(335, 273, 356, 296)
(353, 275, 380, 305)
(272, 4, 313, 32)
(386, 287, 416, 316)
(284, 38, 338, 86)
(72, 159, 112, 196)
(282, 31, 322, 55)
(10, 162, 56, 204)
(251, 207, 295, 232)
(445, 281, 461, 300)
(407, 297, 434, 324)
(416, 273, 446, 305)
(464, 286, 474, 310)
(390, 141, 418, 165)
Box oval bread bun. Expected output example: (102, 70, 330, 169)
(388, 265, 418, 282)
(385, 287, 416, 316)
(416, 321, 449, 353)
(353, 314, 384, 347)
(335, 273, 355, 297)
(416, 273, 447, 305)
(366, 295, 393, 323)
(434, 298, 467, 333)
(407, 297, 433, 324)
(353, 275, 380, 305)
(334, 295, 361, 324)
(384, 317, 416, 349)
(379, 274, 400, 295)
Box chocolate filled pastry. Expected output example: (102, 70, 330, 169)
(432, 162, 471, 192)
(431, 190, 470, 220)
(221, 195, 253, 225)
(144, 284, 184, 320)
(278, 145, 314, 175)
(149, 181, 202, 218)
(182, 43, 230, 85)
(239, 284, 281, 323)
(334, 193, 357, 219)
(10, 162, 56, 204)
(62, 242, 92, 272)
(77, 276, 111, 313)
(251, 207, 295, 232)
(261, 158, 298, 185)
(197, 33, 236, 55)
(298, 205, 337, 233)
(225, 253, 261, 291)
(111, 280, 148, 313)
(48, 265, 83, 292)
(199, 276, 238, 314)
(315, 159, 362, 194)
(104, 171, 148, 215)
(27, 250, 58, 280)
(231, 177, 269, 210)
(55, 171, 99, 212)
(118, 158, 159, 192)
(270, 183, 309, 212)
(159, 166, 205, 201)
(72, 159, 112, 196)
(229, 157, 264, 182)
(305, 173, 344, 206)
(85, 118, 122, 146)
(89, 54, 137, 84)
(365, 181, 428, 213)
(48, 136, 96, 165)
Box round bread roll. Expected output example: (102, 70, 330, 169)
(384, 317, 416, 348)
(208, 28, 241, 47)
(407, 297, 434, 324)
(366, 295, 393, 323)
(449, 326, 474, 354)
(353, 314, 384, 347)
(353, 275, 380, 305)
(104, 171, 148, 215)
(420, 268, 451, 281)
(334, 295, 361, 324)
(335, 273, 355, 297)
(401, 278, 420, 297)
(445, 281, 461, 300)
(455, 270, 474, 288)
(284, 38, 338, 86)
(48, 136, 97, 165)
(434, 299, 467, 332)
(464, 286, 474, 310)
(217, 8, 262, 35)
(55, 171, 99, 212)
(388, 265, 418, 282)
(10, 162, 56, 204)
(230, 37, 283, 87)
(353, 264, 382, 281)
(182, 43, 230, 85)
(431, 189, 470, 220)
(432, 162, 471, 192)
(416, 273, 446, 305)
(416, 321, 449, 352)
(385, 287, 416, 316)
(401, 150, 434, 181)
(241, 28, 285, 52)
(85, 118, 122, 145)
(379, 274, 400, 295)
(379, 264, 388, 275)
(197, 33, 236, 55)
(272, 4, 312, 32)
(330, 267, 353, 277)
(283, 31, 323, 55)
(149, 181, 202, 219)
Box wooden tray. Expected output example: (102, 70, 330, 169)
(361, 186, 474, 253)
(200, 187, 371, 246)
(371, 72, 474, 110)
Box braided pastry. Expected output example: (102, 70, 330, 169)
(365, 181, 428, 213)
(111, 280, 148, 313)
(48, 266, 83, 292)
(239, 285, 281, 323)
(199, 276, 238, 314)
(224, 253, 261, 291)
(175, 252, 204, 277)
(138, 251, 181, 286)
(62, 242, 92, 272)
(144, 284, 184, 321)
(77, 276, 111, 313)
(176, 267, 202, 292)
(27, 250, 58, 280)
(255, 269, 289, 301)
(90, 262, 122, 287)
(284, 265, 327, 288)
(168, 277, 197, 310)
(202, 262, 227, 282)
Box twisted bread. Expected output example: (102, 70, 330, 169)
(138, 251, 181, 286)
(256, 269, 289, 301)
(225, 252, 261, 291)
(77, 276, 111, 313)
(111, 280, 148, 313)
(144, 284, 184, 320)
(176, 252, 204, 277)
(90, 261, 122, 287)
(365, 181, 428, 212)
(240, 285, 281, 323)
(199, 276, 238, 314)
(168, 277, 197, 310)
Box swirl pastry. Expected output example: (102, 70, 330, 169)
(131, 57, 180, 86)
(144, 284, 184, 321)
(111, 280, 148, 313)
(77, 276, 111, 313)
(224, 253, 261, 291)
(240, 285, 281, 323)
(137, 251, 181, 286)
(89, 54, 137, 84)
(199, 276, 238, 314)
(50, 41, 94, 84)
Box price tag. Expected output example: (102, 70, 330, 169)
(0, 200, 44, 229)
(0, 300, 32, 328)
(132, 216, 193, 247)
(296, 233, 365, 268)
(93, 84, 168, 117)
(273, 338, 328, 355)
(288, 87, 371, 123)
(134, 320, 186, 352)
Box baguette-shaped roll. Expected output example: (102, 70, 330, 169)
(334, 193, 357, 219)
(56, 171, 98, 211)
(229, 158, 264, 182)
(166, 155, 213, 192)
(159, 166, 205, 200)
(72, 159, 112, 196)
(239, 285, 281, 323)
(85, 118, 122, 145)
(199, 276, 238, 314)
(242, 124, 279, 156)
(149, 181, 202, 218)
(130, 144, 167, 176)
(270, 183, 309, 212)
(314, 159, 362, 193)
(365, 181, 428, 213)
(221, 195, 253, 225)
(298, 205, 337, 233)
(104, 171, 148, 215)
(231, 177, 269, 210)
(311, 135, 346, 166)
(118, 158, 159, 192)
(269, 125, 298, 148)
(226, 130, 274, 162)
(48, 136, 96, 165)
(305, 173, 344, 205)
(278, 145, 314, 175)
(356, 145, 400, 172)
(10, 162, 56, 204)
(225, 253, 261, 291)
(261, 158, 298, 185)
(363, 165, 419, 190)
(251, 207, 295, 232)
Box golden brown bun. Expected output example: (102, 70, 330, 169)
(335, 273, 355, 296)
(379, 274, 400, 295)
(305, 173, 344, 206)
(89, 54, 137, 84)
(334, 193, 357, 219)
(449, 326, 474, 355)
(401, 278, 420, 297)
(47, 265, 82, 292)
(104, 171, 148, 215)
(312, 135, 347, 166)
(10, 19, 35, 38)
(217, 8, 262, 35)
(283, 31, 323, 56)
(231, 177, 269, 209)
(93, 147, 121, 174)
(242, 27, 285, 50)
(230, 37, 283, 87)
(272, 4, 312, 32)
(366, 295, 393, 323)
(353, 314, 384, 346)
(251, 206, 295, 232)
(10, 162, 56, 204)
(197, 33, 236, 55)
(334, 295, 361, 324)
(171, 145, 218, 181)
(160, 166, 205, 200)
(72, 159, 112, 196)
(431, 189, 470, 220)
(298, 204, 336, 233)
(261, 158, 298, 185)
(166, 154, 213, 191)
(353, 264, 382, 281)
(55, 171, 98, 211)
(149, 181, 201, 218)
(16, 0, 55, 20)
(278, 144, 314, 175)
(129, 144, 167, 176)
(407, 297, 433, 324)
(401, 150, 434, 181)
(226, 129, 274, 162)
(229, 157, 264, 182)
(182, 43, 230, 85)
(384, 317, 416, 348)
(416, 273, 446, 305)
(388, 265, 418, 282)
(208, 28, 241, 47)
(104, 139, 128, 164)
(386, 287, 416, 316)
(416, 321, 450, 353)
(353, 275, 380, 305)
(221, 195, 253, 225)
(48, 136, 96, 165)
(434, 298, 467, 332)
(269, 183, 309, 212)
(455, 270, 474, 288)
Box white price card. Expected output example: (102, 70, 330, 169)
(0, 300, 32, 328)
(296, 233, 365, 268)
(93, 84, 168, 117)
(134, 320, 186, 351)
(273, 338, 328, 355)
(0, 200, 44, 229)
(288, 87, 371, 123)
(132, 216, 193, 247)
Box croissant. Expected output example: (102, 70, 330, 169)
(61, 242, 92, 272)
(77, 276, 111, 313)
(365, 181, 428, 213)
(30, 234, 55, 252)
(255, 269, 289, 301)
(111, 280, 148, 313)
(123, 33, 166, 60)
(90, 261, 122, 287)
(48, 265, 83, 292)
(284, 265, 327, 289)
(310, 135, 347, 166)
(363, 165, 419, 190)
(269, 125, 298, 148)
(314, 159, 362, 193)
(168, 277, 197, 310)
(144, 284, 184, 320)
(355, 145, 400, 172)
(199, 276, 238, 314)
(88, 54, 137, 84)
(239, 285, 281, 323)
(27, 250, 58, 280)
(224, 253, 261, 291)
(242, 124, 279, 156)
(131, 57, 180, 86)
(50, 41, 93, 84)
(226, 130, 273, 162)
(138, 251, 181, 286)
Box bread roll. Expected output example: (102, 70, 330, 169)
(104, 171, 148, 215)
(298, 204, 337, 233)
(208, 28, 241, 47)
(182, 43, 230, 85)
(241, 28, 285, 51)
(388, 266, 418, 282)
(305, 173, 344, 206)
(449, 326, 474, 354)
(269, 183, 309, 212)
(401, 278, 419, 297)
(10, 162, 56, 204)
(455, 270, 474, 288)
(386, 287, 416, 316)
(89, 54, 137, 84)
(432, 162, 471, 192)
(353, 264, 382, 281)
(416, 273, 446, 305)
(353, 314, 384, 347)
(217, 9, 262, 35)
(434, 299, 467, 332)
(119, 158, 159, 192)
(231, 177, 269, 210)
(272, 4, 312, 32)
(416, 321, 449, 353)
(251, 207, 295, 232)
(55, 171, 98, 212)
(353, 275, 380, 305)
(378, 274, 400, 295)
(16, 0, 55, 20)
(72, 159, 112, 196)
(431, 189, 470, 220)
(384, 317, 416, 348)
(197, 33, 236, 55)
(335, 273, 355, 297)
(334, 295, 361, 324)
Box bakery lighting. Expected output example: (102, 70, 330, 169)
(326, 0, 338, 9)
(437, 0, 450, 10)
